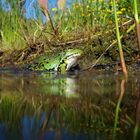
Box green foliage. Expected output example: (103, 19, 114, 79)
(0, 1, 25, 49)
(0, 0, 43, 49)
(0, 0, 139, 49)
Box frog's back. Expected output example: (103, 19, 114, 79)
(27, 53, 61, 71)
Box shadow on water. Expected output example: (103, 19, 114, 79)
(0, 68, 140, 140)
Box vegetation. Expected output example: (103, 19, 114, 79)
(0, 0, 138, 73)
(0, 1, 140, 139)
(0, 0, 139, 69)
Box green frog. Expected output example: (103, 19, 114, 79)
(27, 49, 83, 72)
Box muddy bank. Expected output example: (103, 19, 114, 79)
(0, 28, 139, 71)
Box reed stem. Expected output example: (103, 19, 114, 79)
(112, 0, 127, 78)
(133, 0, 140, 51)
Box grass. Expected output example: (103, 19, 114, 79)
(0, 1, 139, 139)
(0, 1, 24, 49)
(0, 0, 139, 69)
(0, 0, 137, 47)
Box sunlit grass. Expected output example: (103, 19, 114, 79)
(0, 0, 139, 67)
(0, 1, 44, 50)
(0, 1, 136, 46)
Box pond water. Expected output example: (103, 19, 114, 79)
(0, 68, 140, 140)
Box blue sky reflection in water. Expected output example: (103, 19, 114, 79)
(0, 114, 98, 140)
(21, 114, 96, 140)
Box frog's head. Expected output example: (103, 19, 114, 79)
(61, 49, 83, 71)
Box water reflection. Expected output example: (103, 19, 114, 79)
(0, 69, 140, 140)
(21, 113, 102, 140)
(0, 71, 79, 97)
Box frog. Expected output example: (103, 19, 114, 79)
(27, 49, 83, 72)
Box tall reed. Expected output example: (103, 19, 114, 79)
(133, 0, 140, 51)
(112, 0, 127, 78)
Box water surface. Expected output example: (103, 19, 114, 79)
(0, 69, 140, 140)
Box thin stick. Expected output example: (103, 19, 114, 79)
(89, 39, 117, 71)
(85, 23, 135, 71)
